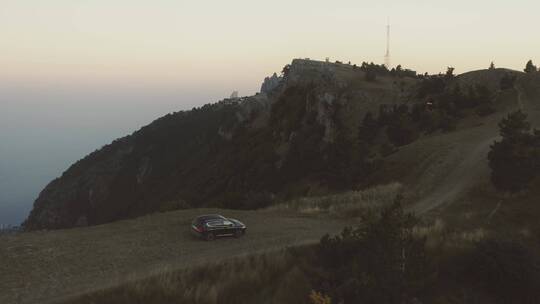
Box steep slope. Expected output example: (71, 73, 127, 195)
(25, 59, 538, 230)
(25, 59, 412, 230)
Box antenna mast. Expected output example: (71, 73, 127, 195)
(384, 18, 391, 68)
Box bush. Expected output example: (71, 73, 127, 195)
(464, 238, 540, 303)
(309, 291, 332, 304)
(267, 183, 403, 218)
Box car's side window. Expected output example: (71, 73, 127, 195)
(205, 220, 216, 227)
(209, 220, 226, 227)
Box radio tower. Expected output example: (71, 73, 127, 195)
(384, 18, 391, 68)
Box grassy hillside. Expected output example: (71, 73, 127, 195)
(1, 208, 356, 304)
(24, 60, 537, 231)
(1, 184, 404, 304)
(61, 199, 540, 304)
(23, 60, 418, 230)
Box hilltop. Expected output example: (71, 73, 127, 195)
(24, 59, 538, 230)
(5, 58, 540, 304)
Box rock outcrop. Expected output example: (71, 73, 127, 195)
(260, 73, 282, 95)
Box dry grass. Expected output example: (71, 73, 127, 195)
(0, 208, 353, 304)
(67, 249, 313, 304)
(413, 217, 492, 251)
(267, 183, 402, 218)
(62, 201, 540, 304)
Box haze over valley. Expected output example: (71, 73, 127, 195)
(0, 84, 230, 225)
(2, 1, 540, 304)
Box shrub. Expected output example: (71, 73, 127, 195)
(267, 183, 403, 218)
(464, 238, 540, 303)
(309, 290, 332, 304)
(314, 197, 427, 304)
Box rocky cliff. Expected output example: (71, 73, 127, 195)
(25, 59, 518, 230)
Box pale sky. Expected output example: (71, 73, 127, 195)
(1, 0, 539, 225)
(1, 0, 539, 96)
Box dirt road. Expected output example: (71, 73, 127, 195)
(410, 135, 496, 215)
(0, 209, 355, 304)
(409, 80, 540, 215)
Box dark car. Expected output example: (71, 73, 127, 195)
(191, 214, 246, 241)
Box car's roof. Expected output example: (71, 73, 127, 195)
(195, 214, 226, 222)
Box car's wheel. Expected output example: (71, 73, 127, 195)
(234, 229, 244, 238)
(205, 232, 215, 241)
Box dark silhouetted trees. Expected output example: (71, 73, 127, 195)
(417, 76, 446, 98)
(282, 64, 291, 77)
(316, 197, 427, 304)
(361, 62, 391, 81)
(386, 111, 419, 146)
(365, 68, 377, 81)
(488, 111, 540, 193)
(524, 60, 537, 73)
(445, 67, 455, 79)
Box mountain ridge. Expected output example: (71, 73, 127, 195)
(24, 59, 535, 230)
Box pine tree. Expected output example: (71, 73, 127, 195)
(445, 67, 455, 79)
(498, 110, 530, 140)
(488, 111, 539, 193)
(524, 60, 537, 73)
